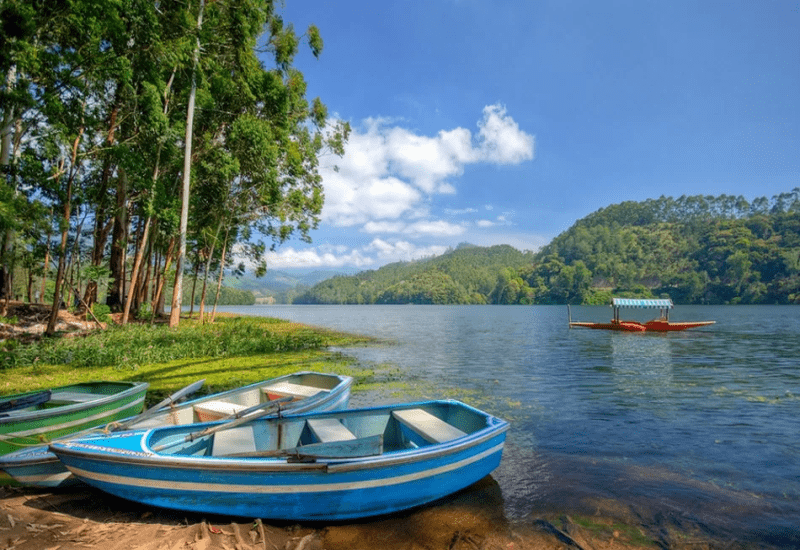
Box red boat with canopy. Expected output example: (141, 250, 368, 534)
(569, 298, 715, 332)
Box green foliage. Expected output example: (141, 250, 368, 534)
(294, 191, 800, 306)
(91, 303, 111, 324)
(1, 316, 340, 370)
(295, 245, 534, 305)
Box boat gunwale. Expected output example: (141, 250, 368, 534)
(0, 373, 351, 469)
(50, 402, 509, 474)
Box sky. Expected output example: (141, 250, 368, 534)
(257, 0, 800, 272)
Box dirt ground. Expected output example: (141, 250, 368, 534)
(0, 301, 102, 342)
(0, 477, 669, 550)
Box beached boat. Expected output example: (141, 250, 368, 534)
(49, 400, 509, 520)
(1, 381, 149, 458)
(0, 372, 352, 488)
(0, 380, 149, 485)
(569, 298, 715, 332)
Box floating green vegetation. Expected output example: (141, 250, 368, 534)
(569, 515, 657, 548)
(714, 386, 799, 405)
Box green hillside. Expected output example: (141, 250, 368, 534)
(294, 244, 535, 304)
(294, 190, 800, 305)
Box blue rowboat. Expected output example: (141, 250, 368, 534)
(0, 372, 351, 488)
(49, 400, 509, 520)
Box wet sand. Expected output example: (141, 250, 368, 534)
(0, 475, 746, 550)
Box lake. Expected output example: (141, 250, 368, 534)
(214, 304, 800, 546)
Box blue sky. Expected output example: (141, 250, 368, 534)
(259, 0, 799, 271)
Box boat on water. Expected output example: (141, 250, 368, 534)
(0, 372, 352, 488)
(49, 400, 509, 520)
(569, 298, 715, 332)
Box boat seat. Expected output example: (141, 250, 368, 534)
(212, 426, 256, 457)
(193, 400, 247, 422)
(392, 408, 467, 444)
(262, 381, 327, 401)
(48, 392, 100, 405)
(306, 418, 356, 443)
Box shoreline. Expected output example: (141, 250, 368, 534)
(1, 305, 793, 549)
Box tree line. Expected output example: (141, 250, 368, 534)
(295, 191, 800, 305)
(0, 0, 348, 332)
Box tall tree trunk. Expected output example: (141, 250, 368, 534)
(107, 168, 128, 310)
(210, 226, 230, 324)
(0, 66, 17, 303)
(198, 222, 220, 323)
(170, 0, 206, 328)
(188, 260, 200, 315)
(123, 69, 175, 324)
(40, 215, 52, 304)
(47, 125, 84, 335)
(122, 214, 150, 323)
(153, 236, 176, 319)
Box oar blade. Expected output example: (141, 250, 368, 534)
(117, 379, 206, 431)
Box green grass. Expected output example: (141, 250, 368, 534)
(0, 315, 376, 404)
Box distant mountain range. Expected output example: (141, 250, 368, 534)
(223, 268, 358, 303)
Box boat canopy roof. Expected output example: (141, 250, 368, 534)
(611, 298, 673, 309)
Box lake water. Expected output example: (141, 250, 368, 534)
(215, 304, 800, 546)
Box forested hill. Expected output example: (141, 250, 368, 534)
(294, 190, 800, 305)
(294, 244, 535, 304)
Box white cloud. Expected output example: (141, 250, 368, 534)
(264, 246, 376, 269)
(403, 220, 466, 237)
(319, 104, 534, 230)
(444, 207, 478, 215)
(362, 221, 406, 234)
(475, 105, 536, 164)
(366, 239, 450, 262)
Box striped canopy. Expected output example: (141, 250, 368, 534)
(611, 298, 673, 309)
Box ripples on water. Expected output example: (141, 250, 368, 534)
(218, 304, 800, 546)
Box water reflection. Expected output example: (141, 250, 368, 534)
(217, 304, 800, 547)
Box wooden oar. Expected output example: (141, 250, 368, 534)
(219, 394, 298, 421)
(222, 434, 384, 460)
(151, 397, 293, 452)
(112, 379, 206, 431)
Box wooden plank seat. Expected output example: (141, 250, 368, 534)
(392, 408, 467, 444)
(48, 392, 102, 405)
(306, 418, 356, 443)
(212, 426, 256, 457)
(262, 381, 328, 401)
(193, 400, 247, 422)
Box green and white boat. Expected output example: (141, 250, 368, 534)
(0, 381, 148, 483)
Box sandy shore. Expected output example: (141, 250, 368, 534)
(0, 476, 680, 550)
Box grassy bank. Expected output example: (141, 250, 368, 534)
(1, 314, 376, 403)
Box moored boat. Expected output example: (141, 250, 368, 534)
(569, 298, 715, 332)
(49, 400, 509, 520)
(0, 372, 351, 488)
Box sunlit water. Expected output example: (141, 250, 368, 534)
(215, 304, 800, 546)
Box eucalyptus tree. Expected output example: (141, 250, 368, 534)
(163, 0, 349, 327)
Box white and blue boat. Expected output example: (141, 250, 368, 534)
(0, 372, 352, 488)
(49, 400, 509, 520)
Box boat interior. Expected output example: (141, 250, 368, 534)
(150, 403, 486, 459)
(132, 374, 339, 429)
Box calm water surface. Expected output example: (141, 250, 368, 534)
(216, 304, 800, 545)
